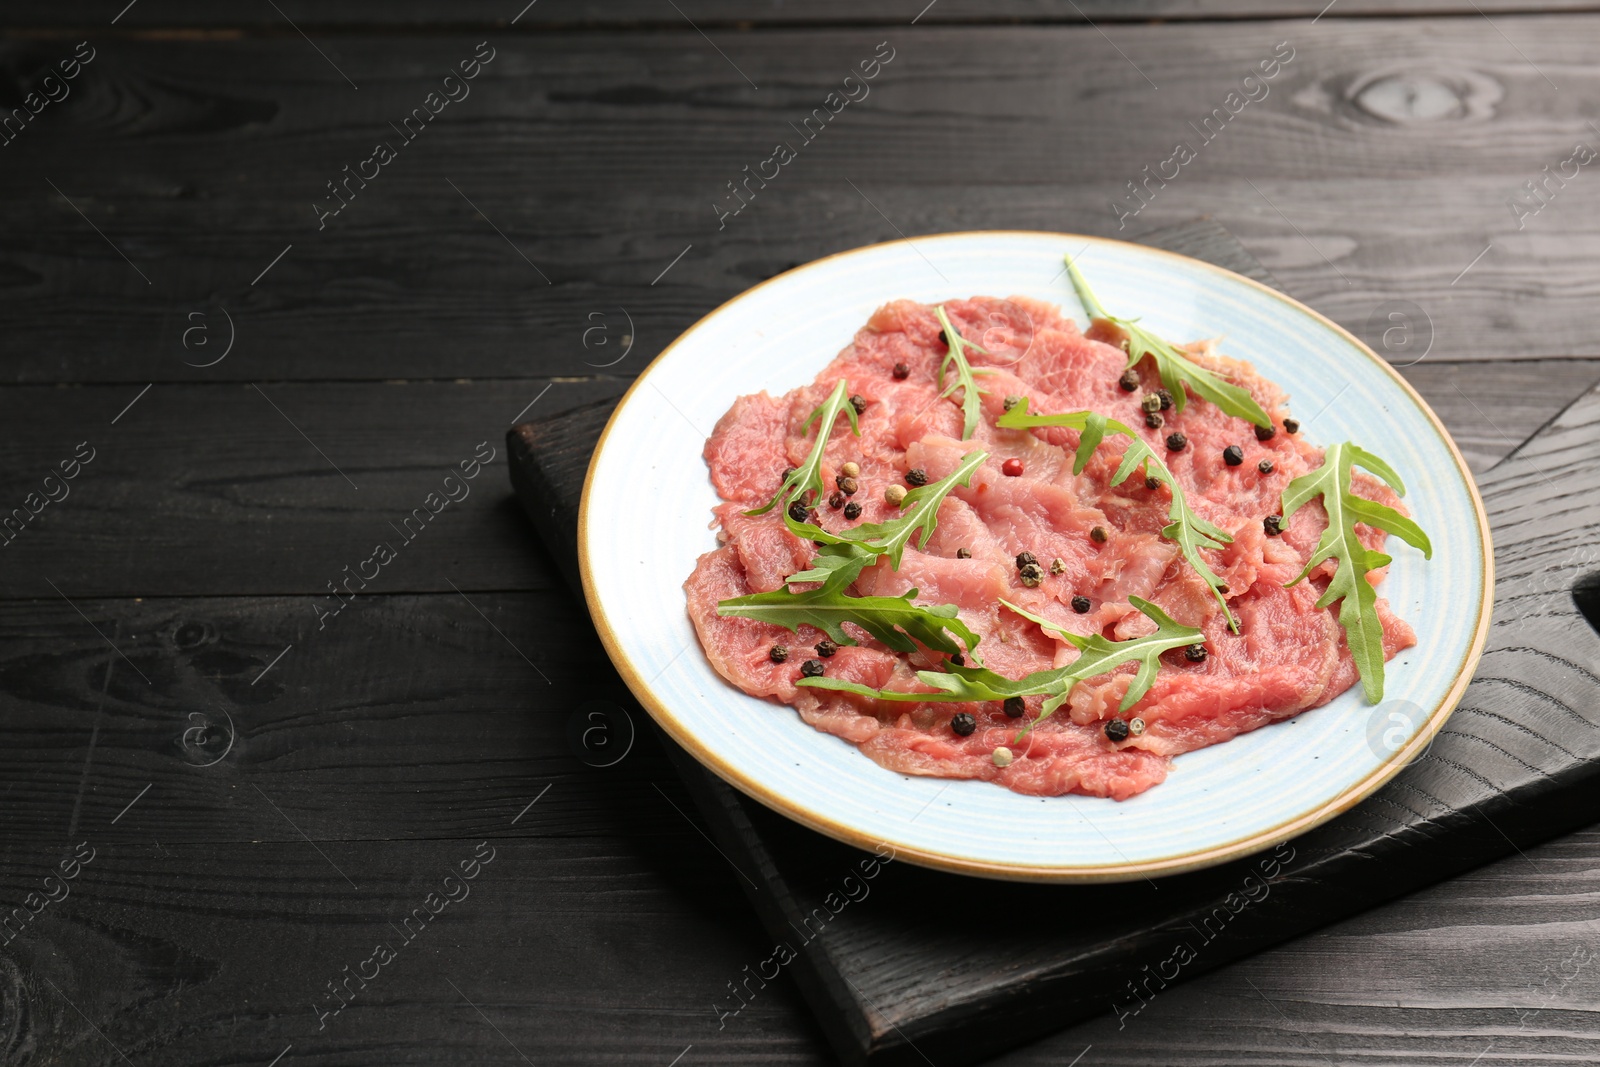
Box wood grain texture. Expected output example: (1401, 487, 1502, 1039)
(22, 0, 1600, 28)
(0, 18, 1596, 384)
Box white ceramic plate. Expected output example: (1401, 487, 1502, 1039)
(578, 232, 1492, 882)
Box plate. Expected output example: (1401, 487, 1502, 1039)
(578, 232, 1492, 882)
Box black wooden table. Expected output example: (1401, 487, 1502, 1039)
(3, 4, 1599, 1065)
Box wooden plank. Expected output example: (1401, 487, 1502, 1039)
(22, 0, 1600, 28)
(0, 359, 1585, 601)
(0, 19, 1596, 383)
(0, 378, 627, 600)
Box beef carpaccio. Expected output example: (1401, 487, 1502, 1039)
(683, 296, 1416, 799)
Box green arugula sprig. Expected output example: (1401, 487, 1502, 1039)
(934, 305, 996, 441)
(997, 400, 1239, 632)
(1064, 257, 1271, 429)
(719, 451, 991, 663)
(717, 585, 983, 663)
(747, 378, 859, 517)
(1281, 442, 1433, 703)
(798, 596, 1201, 736)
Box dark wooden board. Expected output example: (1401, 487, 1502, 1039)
(24, 0, 1600, 28)
(507, 221, 1600, 1064)
(3, 18, 1600, 386)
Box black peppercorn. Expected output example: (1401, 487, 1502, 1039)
(801, 659, 825, 678)
(1146, 475, 1161, 490)
(1016, 551, 1038, 569)
(906, 468, 928, 487)
(1223, 445, 1244, 466)
(815, 638, 837, 658)
(892, 362, 909, 380)
(844, 501, 862, 520)
(951, 712, 977, 736)
(1155, 388, 1174, 411)
(1090, 525, 1108, 544)
(1264, 514, 1283, 536)
(1145, 411, 1165, 430)
(1002, 696, 1025, 718)
(769, 645, 789, 663)
(956, 547, 972, 559)
(1166, 432, 1188, 452)
(828, 490, 845, 509)
(1104, 719, 1130, 742)
(849, 394, 867, 414)
(781, 466, 796, 481)
(1118, 368, 1139, 392)
(1283, 417, 1300, 434)
(939, 329, 951, 348)
(1185, 643, 1207, 662)
(1071, 595, 1092, 614)
(1018, 562, 1045, 587)
(1255, 423, 1277, 442)
(1258, 459, 1274, 474)
(949, 653, 964, 667)
(787, 500, 810, 522)
(837, 475, 858, 495)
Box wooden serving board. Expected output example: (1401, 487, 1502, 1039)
(507, 220, 1600, 1066)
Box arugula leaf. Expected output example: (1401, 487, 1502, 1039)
(1064, 257, 1271, 429)
(783, 450, 988, 569)
(1281, 441, 1433, 703)
(934, 305, 996, 440)
(997, 401, 1239, 631)
(798, 596, 1201, 734)
(747, 378, 859, 516)
(717, 584, 982, 661)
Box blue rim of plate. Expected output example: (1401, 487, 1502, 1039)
(576, 231, 1493, 883)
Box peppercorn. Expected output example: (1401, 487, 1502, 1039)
(1263, 513, 1283, 537)
(951, 712, 977, 736)
(827, 491, 844, 509)
(801, 658, 825, 678)
(1283, 417, 1300, 434)
(787, 500, 810, 522)
(1118, 368, 1139, 392)
(1090, 525, 1108, 544)
(884, 484, 907, 506)
(849, 394, 867, 414)
(1002, 696, 1025, 718)
(1166, 432, 1188, 452)
(815, 638, 837, 658)
(1258, 459, 1274, 474)
(841, 461, 861, 478)
(892, 362, 909, 380)
(939, 329, 951, 348)
(1016, 551, 1038, 569)
(1003, 395, 1022, 412)
(1155, 388, 1174, 411)
(1104, 719, 1130, 742)
(906, 468, 928, 487)
(1255, 423, 1277, 442)
(1018, 562, 1045, 587)
(949, 653, 964, 667)
(844, 501, 863, 520)
(1002, 457, 1024, 477)
(956, 547, 972, 559)
(991, 746, 1014, 768)
(1050, 557, 1066, 575)
(837, 475, 858, 495)
(1223, 445, 1244, 466)
(1071, 595, 1091, 614)
(782, 466, 796, 481)
(1185, 643, 1207, 662)
(1129, 717, 1146, 737)
(1145, 411, 1165, 430)
(769, 645, 789, 663)
(1141, 393, 1162, 414)
(1146, 475, 1161, 490)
